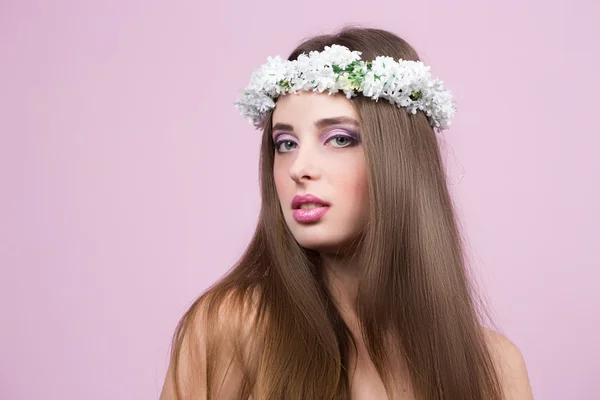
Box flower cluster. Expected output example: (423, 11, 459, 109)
(234, 44, 456, 131)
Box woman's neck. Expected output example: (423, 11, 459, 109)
(321, 252, 361, 324)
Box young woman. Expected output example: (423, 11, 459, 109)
(160, 27, 534, 399)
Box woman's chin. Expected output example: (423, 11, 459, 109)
(292, 232, 354, 254)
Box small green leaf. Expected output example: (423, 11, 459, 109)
(410, 91, 423, 101)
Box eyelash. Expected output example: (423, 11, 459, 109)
(273, 133, 359, 154)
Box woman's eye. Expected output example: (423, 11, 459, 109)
(327, 135, 356, 148)
(275, 140, 297, 153)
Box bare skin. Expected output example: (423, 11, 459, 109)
(159, 259, 534, 400)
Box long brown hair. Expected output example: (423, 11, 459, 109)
(167, 26, 503, 399)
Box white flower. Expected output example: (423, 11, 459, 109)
(318, 44, 361, 69)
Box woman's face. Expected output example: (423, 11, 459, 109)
(272, 91, 368, 255)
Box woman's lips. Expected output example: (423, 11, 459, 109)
(292, 206, 330, 223)
(291, 194, 330, 209)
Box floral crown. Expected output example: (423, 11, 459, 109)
(234, 44, 456, 132)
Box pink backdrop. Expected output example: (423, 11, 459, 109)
(1, 1, 598, 399)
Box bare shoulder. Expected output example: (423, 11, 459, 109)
(160, 287, 263, 400)
(482, 326, 534, 400)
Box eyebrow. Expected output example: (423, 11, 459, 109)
(272, 116, 359, 133)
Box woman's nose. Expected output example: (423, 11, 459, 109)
(288, 147, 320, 182)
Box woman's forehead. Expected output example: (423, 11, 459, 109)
(272, 91, 358, 127)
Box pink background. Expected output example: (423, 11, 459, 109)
(1, 1, 598, 399)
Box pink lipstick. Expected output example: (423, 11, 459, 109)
(291, 194, 330, 223)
